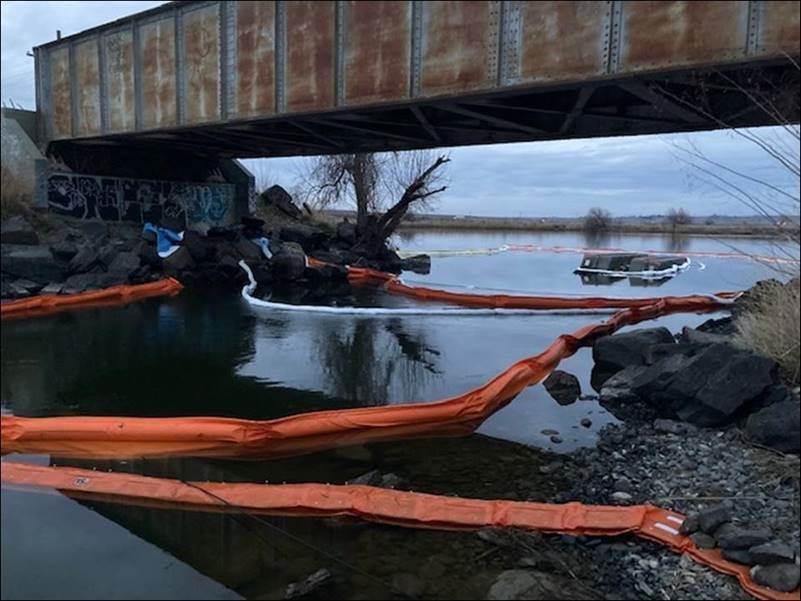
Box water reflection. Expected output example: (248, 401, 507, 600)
(577, 272, 672, 287)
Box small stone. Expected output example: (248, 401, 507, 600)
(715, 524, 772, 550)
(613, 477, 633, 493)
(539, 461, 563, 475)
(653, 419, 692, 435)
(698, 504, 732, 534)
(752, 564, 801, 593)
(691, 532, 717, 549)
(541, 429, 559, 436)
(680, 515, 700, 535)
(550, 435, 563, 444)
(611, 491, 632, 504)
(580, 418, 592, 428)
(749, 542, 796, 566)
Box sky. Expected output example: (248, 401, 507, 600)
(2, 0, 797, 218)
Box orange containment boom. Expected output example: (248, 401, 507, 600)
(1, 462, 795, 601)
(1, 293, 735, 460)
(0, 278, 184, 320)
(343, 264, 741, 310)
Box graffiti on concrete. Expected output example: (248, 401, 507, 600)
(46, 172, 234, 227)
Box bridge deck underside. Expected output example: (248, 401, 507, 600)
(55, 60, 799, 159)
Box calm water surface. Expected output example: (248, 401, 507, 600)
(1, 230, 785, 599)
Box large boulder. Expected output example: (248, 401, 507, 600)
(591, 327, 675, 390)
(234, 238, 262, 261)
(68, 245, 101, 274)
(1, 216, 39, 245)
(272, 242, 307, 281)
(745, 399, 800, 453)
(280, 224, 329, 251)
(62, 272, 125, 294)
(657, 344, 776, 426)
(107, 251, 141, 279)
(262, 185, 301, 219)
(182, 230, 216, 262)
(1, 244, 64, 283)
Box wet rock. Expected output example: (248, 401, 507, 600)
(591, 327, 675, 388)
(549, 435, 563, 444)
(162, 247, 195, 277)
(690, 532, 717, 549)
(543, 370, 581, 405)
(400, 254, 432, 275)
(749, 541, 796, 565)
(1, 244, 64, 283)
(272, 242, 307, 281)
(663, 344, 776, 426)
(613, 477, 632, 493)
(77, 220, 106, 240)
(68, 245, 100, 274)
(486, 569, 595, 600)
(723, 548, 755, 565)
(262, 185, 301, 219)
(745, 399, 801, 454)
(8, 278, 44, 297)
(541, 429, 559, 436)
(347, 470, 402, 489)
(752, 563, 801, 593)
(1, 216, 39, 245)
(538, 461, 564, 475)
(580, 418, 592, 428)
(285, 568, 332, 599)
(715, 524, 772, 549)
(698, 505, 732, 534)
(107, 251, 140, 278)
(135, 241, 161, 268)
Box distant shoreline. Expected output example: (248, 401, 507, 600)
(319, 211, 799, 238)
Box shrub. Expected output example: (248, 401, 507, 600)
(736, 279, 801, 384)
(584, 207, 612, 232)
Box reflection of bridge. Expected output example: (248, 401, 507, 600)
(35, 1, 800, 158)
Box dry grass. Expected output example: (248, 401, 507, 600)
(0, 162, 33, 219)
(736, 279, 801, 384)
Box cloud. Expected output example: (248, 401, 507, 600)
(3, 2, 797, 217)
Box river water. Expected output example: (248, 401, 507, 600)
(0, 230, 786, 599)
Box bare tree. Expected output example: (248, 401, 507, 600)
(584, 207, 612, 232)
(301, 150, 450, 253)
(666, 208, 692, 228)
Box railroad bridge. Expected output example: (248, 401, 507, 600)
(8, 0, 800, 228)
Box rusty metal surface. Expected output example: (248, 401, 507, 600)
(344, 1, 411, 105)
(759, 0, 801, 55)
(48, 47, 71, 139)
(74, 40, 101, 136)
(236, 1, 275, 117)
(620, 1, 748, 72)
(183, 4, 220, 124)
(520, 1, 606, 82)
(104, 30, 135, 133)
(286, 0, 335, 113)
(420, 1, 493, 97)
(140, 17, 177, 129)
